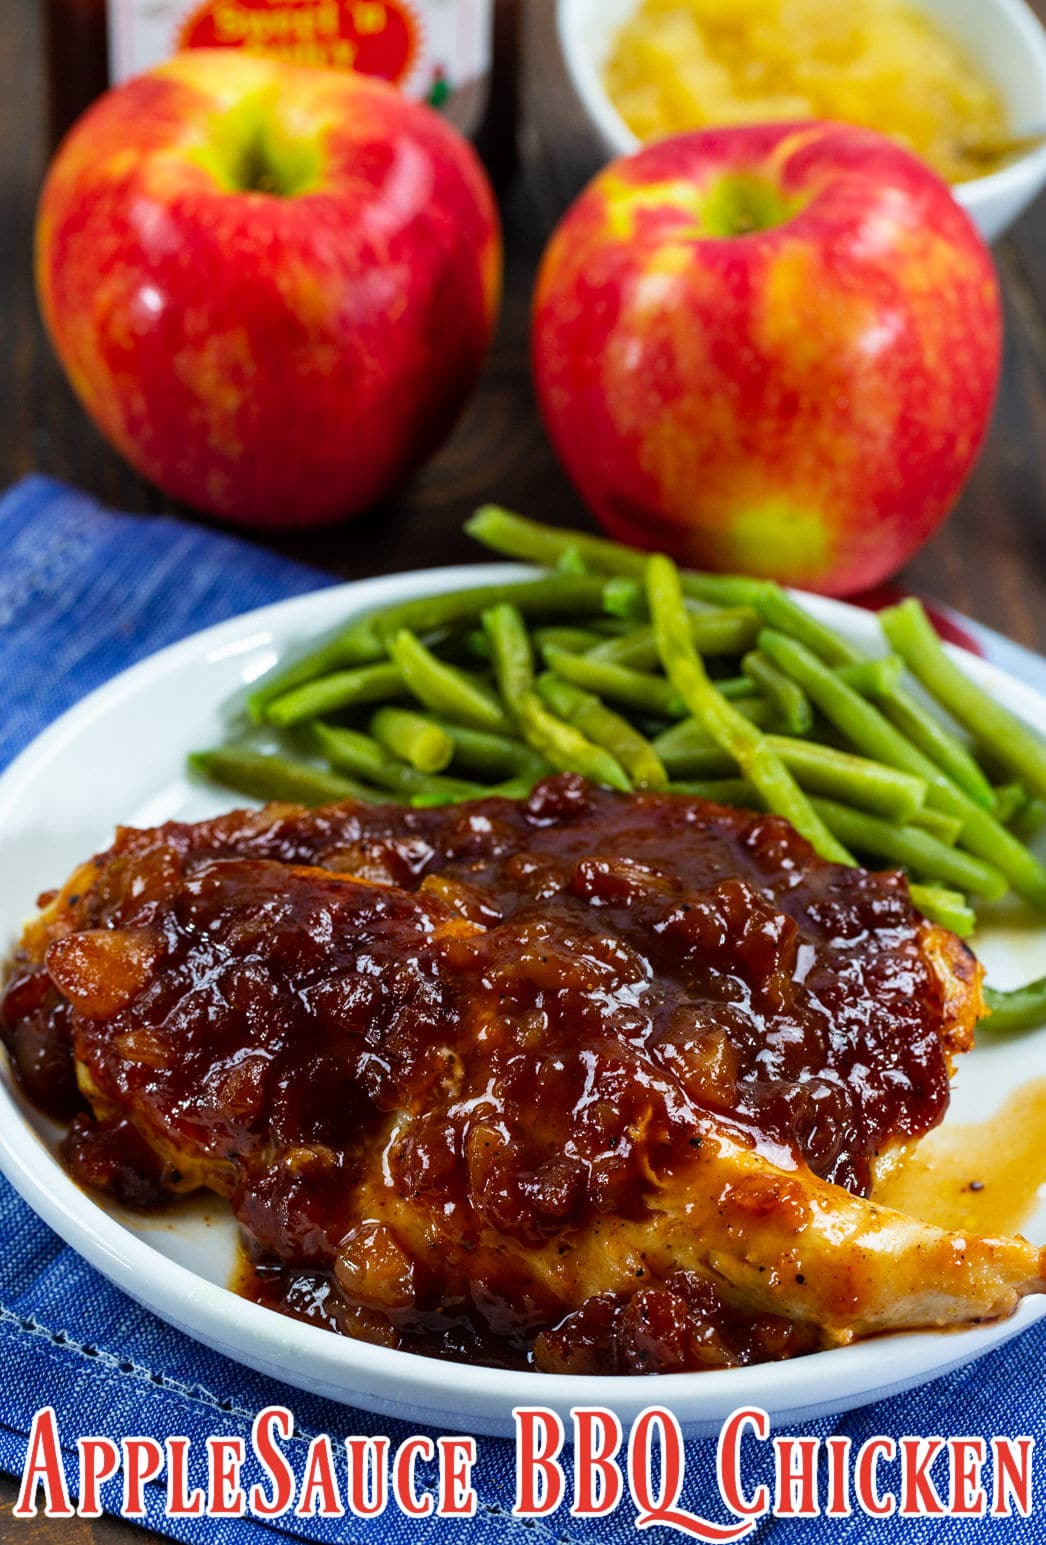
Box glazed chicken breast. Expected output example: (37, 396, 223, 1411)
(3, 774, 1038, 1374)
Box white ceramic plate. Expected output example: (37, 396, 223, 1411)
(2, 564, 1046, 1439)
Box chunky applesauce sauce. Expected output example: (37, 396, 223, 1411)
(605, 0, 1008, 184)
(2, 776, 983, 1372)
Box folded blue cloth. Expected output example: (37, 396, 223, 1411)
(1, 475, 1045, 1544)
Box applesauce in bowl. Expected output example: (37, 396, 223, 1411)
(603, 0, 1008, 184)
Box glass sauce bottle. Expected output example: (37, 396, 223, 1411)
(44, 0, 517, 182)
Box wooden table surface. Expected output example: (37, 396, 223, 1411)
(3, 0, 1046, 1537)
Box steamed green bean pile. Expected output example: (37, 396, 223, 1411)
(192, 506, 1046, 1030)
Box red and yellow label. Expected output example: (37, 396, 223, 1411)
(177, 0, 423, 82)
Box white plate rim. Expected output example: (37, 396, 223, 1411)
(1, 563, 1045, 1439)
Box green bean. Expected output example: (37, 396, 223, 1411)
(388, 630, 510, 732)
(554, 544, 589, 576)
(882, 598, 1046, 803)
(426, 718, 549, 782)
(862, 679, 996, 810)
(837, 657, 903, 695)
(652, 721, 926, 822)
(652, 705, 772, 758)
(969, 738, 1027, 788)
(1011, 798, 1046, 844)
(726, 699, 771, 726)
(484, 605, 632, 791)
(673, 769, 991, 900)
(647, 555, 852, 865)
(371, 574, 630, 645)
(759, 627, 1046, 909)
(908, 808, 964, 844)
(315, 721, 410, 784)
(265, 663, 403, 727)
(466, 508, 908, 674)
(466, 506, 772, 607)
(650, 708, 771, 777)
(742, 651, 813, 736)
(542, 645, 686, 719)
(369, 706, 454, 773)
(587, 617, 637, 637)
(711, 675, 758, 700)
(762, 628, 967, 802)
(245, 622, 386, 722)
(757, 590, 863, 667)
(602, 577, 645, 619)
(482, 603, 535, 711)
(467, 506, 648, 577)
(313, 723, 486, 801)
(410, 777, 534, 809)
(763, 737, 927, 822)
(252, 573, 638, 718)
(587, 609, 761, 669)
(992, 783, 1026, 825)
(189, 748, 396, 807)
(520, 689, 633, 791)
(458, 628, 492, 662)
(957, 807, 1046, 910)
(982, 976, 1046, 1033)
(655, 736, 736, 781)
(908, 884, 976, 938)
(534, 626, 604, 656)
(682, 609, 763, 656)
(810, 798, 1008, 900)
(669, 779, 760, 806)
(537, 674, 667, 789)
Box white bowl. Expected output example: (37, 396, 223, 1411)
(557, 0, 1046, 241)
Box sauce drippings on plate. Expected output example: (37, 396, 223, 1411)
(874, 1076, 1046, 1239)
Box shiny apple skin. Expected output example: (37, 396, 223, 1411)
(36, 51, 501, 529)
(532, 123, 1001, 597)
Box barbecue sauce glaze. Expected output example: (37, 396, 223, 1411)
(1, 776, 969, 1372)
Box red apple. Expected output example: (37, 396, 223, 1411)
(36, 51, 500, 528)
(532, 124, 1001, 596)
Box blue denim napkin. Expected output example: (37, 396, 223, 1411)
(1, 474, 1045, 1544)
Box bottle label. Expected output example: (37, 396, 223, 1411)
(107, 0, 492, 131)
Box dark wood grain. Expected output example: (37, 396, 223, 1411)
(0, 1494, 131, 1543)
(3, 0, 1046, 1537)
